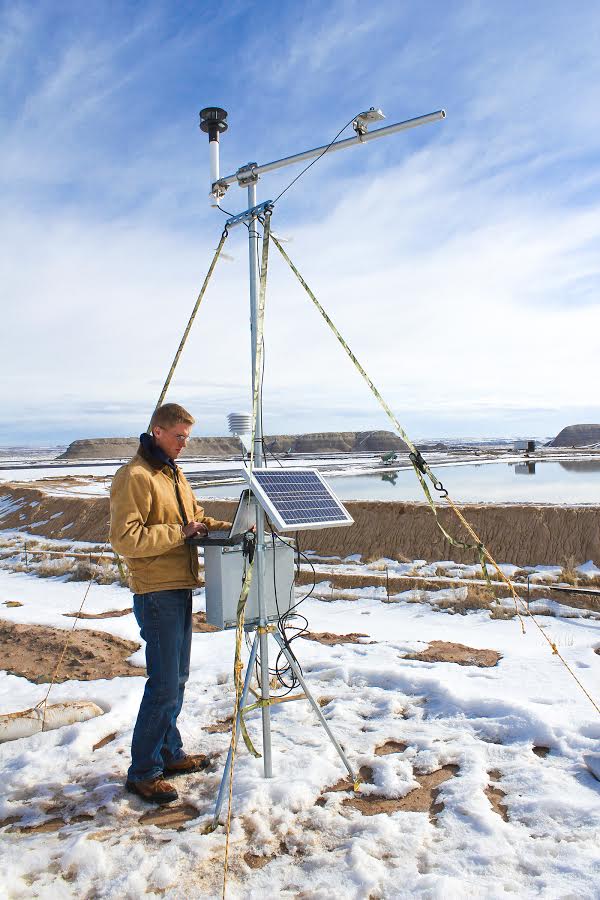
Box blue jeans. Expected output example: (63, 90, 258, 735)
(127, 589, 192, 783)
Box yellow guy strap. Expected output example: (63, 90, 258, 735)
(270, 233, 600, 717)
(222, 560, 254, 895)
(150, 225, 230, 424)
(268, 234, 486, 566)
(249, 210, 271, 470)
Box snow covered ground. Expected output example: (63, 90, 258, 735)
(0, 564, 599, 898)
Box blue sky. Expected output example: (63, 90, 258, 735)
(2, 1, 600, 445)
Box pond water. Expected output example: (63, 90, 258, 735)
(195, 460, 600, 504)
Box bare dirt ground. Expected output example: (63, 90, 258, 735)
(0, 610, 222, 687)
(342, 765, 460, 820)
(0, 619, 142, 683)
(192, 611, 219, 633)
(301, 631, 373, 645)
(316, 747, 460, 821)
(303, 631, 502, 667)
(405, 640, 502, 667)
(485, 770, 509, 821)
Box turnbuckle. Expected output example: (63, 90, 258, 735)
(242, 530, 256, 564)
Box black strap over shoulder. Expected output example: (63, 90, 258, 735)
(172, 468, 189, 527)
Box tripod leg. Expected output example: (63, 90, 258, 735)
(272, 632, 357, 784)
(212, 631, 259, 828)
(258, 625, 273, 777)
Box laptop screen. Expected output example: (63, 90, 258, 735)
(229, 489, 255, 537)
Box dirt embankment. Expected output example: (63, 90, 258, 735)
(2, 483, 599, 567)
(0, 483, 111, 543)
(59, 431, 412, 459)
(122, 497, 599, 568)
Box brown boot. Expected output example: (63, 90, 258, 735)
(126, 776, 178, 804)
(164, 754, 211, 777)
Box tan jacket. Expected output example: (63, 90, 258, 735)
(109, 452, 230, 594)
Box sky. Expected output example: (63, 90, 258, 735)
(2, 0, 600, 446)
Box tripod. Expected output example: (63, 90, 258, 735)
(211, 624, 357, 827)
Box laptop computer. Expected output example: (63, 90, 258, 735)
(185, 489, 255, 547)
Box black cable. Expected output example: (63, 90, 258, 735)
(270, 528, 299, 693)
(251, 523, 297, 691)
(251, 401, 312, 692)
(272, 115, 360, 206)
(285, 534, 317, 615)
(215, 202, 245, 221)
(259, 337, 266, 454)
(259, 338, 286, 469)
(269, 525, 316, 691)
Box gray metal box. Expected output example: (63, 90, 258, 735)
(204, 540, 295, 630)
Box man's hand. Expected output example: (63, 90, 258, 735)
(182, 521, 209, 539)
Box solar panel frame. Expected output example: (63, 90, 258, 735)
(242, 467, 354, 531)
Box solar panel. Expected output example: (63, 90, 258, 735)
(242, 468, 354, 531)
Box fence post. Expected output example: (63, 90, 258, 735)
(24, 541, 28, 570)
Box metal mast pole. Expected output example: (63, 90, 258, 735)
(247, 179, 272, 778)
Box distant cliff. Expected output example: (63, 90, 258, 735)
(57, 437, 240, 460)
(58, 431, 413, 460)
(549, 424, 600, 448)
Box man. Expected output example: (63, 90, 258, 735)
(110, 402, 231, 804)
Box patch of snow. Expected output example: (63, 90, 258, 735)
(579, 560, 600, 577)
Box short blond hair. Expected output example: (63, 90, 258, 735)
(150, 403, 195, 431)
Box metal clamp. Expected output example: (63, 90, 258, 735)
(236, 162, 259, 186)
(210, 179, 229, 200)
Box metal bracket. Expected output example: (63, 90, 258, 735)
(225, 200, 274, 230)
(210, 179, 229, 201)
(352, 120, 367, 140)
(236, 162, 259, 186)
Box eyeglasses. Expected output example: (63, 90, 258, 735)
(157, 427, 190, 444)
